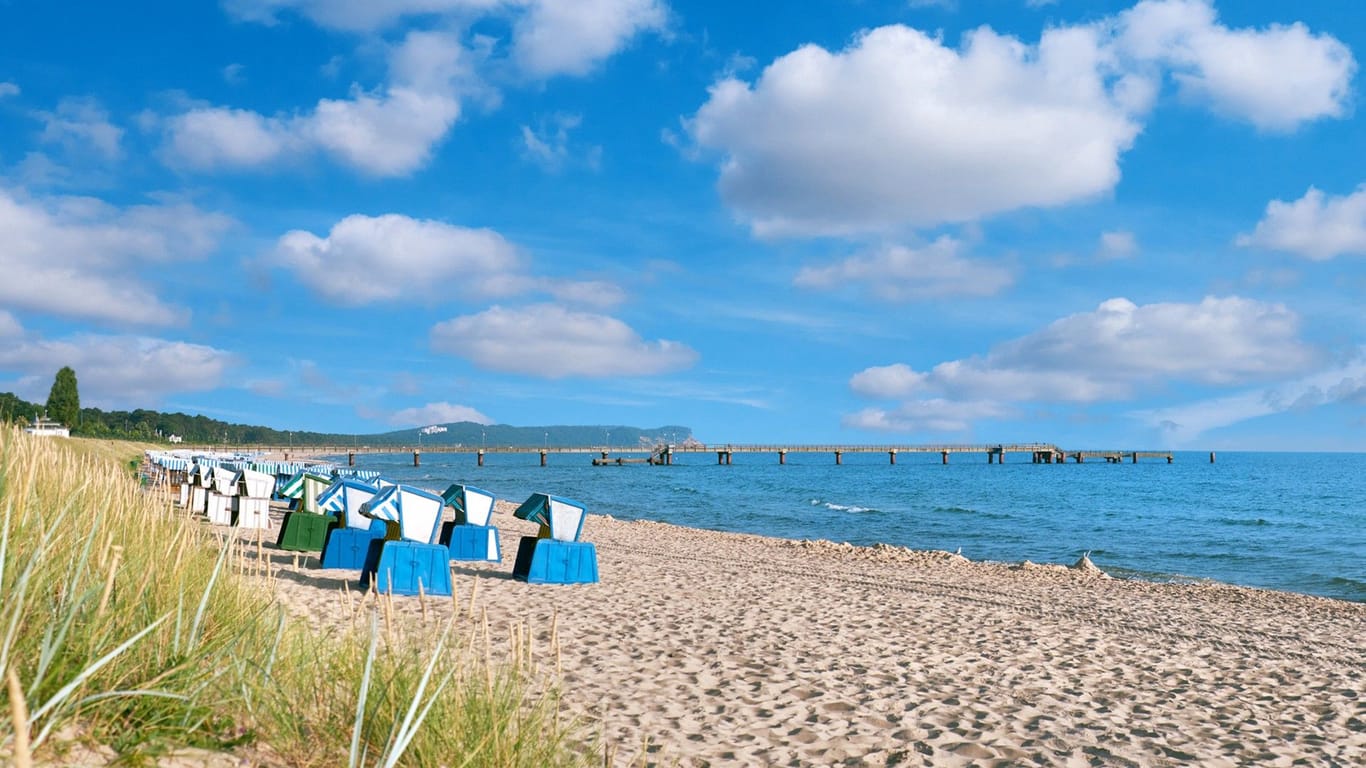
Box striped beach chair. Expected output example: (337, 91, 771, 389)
(231, 468, 275, 529)
(511, 493, 598, 584)
(275, 471, 336, 551)
(205, 465, 238, 526)
(359, 485, 451, 596)
(439, 484, 501, 562)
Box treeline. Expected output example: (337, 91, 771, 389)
(1, 392, 693, 448)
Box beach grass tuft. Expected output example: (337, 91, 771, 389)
(0, 429, 586, 766)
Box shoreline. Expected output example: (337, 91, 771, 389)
(249, 500, 1366, 766)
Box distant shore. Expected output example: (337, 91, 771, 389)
(248, 501, 1365, 766)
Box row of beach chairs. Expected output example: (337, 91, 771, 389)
(148, 454, 598, 594)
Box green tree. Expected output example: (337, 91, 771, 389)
(45, 366, 80, 429)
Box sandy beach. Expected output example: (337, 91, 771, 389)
(247, 501, 1364, 767)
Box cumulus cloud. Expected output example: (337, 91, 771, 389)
(1115, 0, 1355, 132)
(687, 23, 1142, 236)
(794, 237, 1014, 300)
(224, 0, 666, 78)
(431, 303, 697, 378)
(0, 187, 233, 324)
(274, 213, 522, 305)
(513, 0, 667, 78)
(843, 399, 1014, 433)
(389, 401, 491, 426)
(687, 5, 1351, 236)
(849, 364, 926, 400)
(1237, 185, 1366, 260)
(0, 82, 18, 98)
(38, 98, 123, 160)
(164, 30, 468, 176)
(851, 295, 1314, 406)
(0, 334, 236, 406)
(1132, 356, 1366, 444)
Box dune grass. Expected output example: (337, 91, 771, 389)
(0, 431, 587, 766)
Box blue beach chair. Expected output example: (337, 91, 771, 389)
(317, 479, 384, 568)
(511, 493, 598, 584)
(439, 484, 501, 562)
(359, 485, 452, 596)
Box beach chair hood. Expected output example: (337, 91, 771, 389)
(318, 478, 381, 529)
(363, 484, 445, 544)
(442, 484, 497, 527)
(513, 493, 587, 542)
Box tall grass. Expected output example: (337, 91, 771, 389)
(0, 430, 587, 766)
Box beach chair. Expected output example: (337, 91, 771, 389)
(231, 468, 275, 529)
(188, 462, 218, 516)
(205, 465, 238, 525)
(275, 471, 336, 551)
(511, 493, 598, 584)
(184, 463, 209, 511)
(438, 484, 501, 562)
(359, 485, 451, 596)
(317, 479, 384, 568)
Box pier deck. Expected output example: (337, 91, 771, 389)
(197, 442, 1176, 467)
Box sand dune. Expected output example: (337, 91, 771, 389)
(249, 501, 1364, 767)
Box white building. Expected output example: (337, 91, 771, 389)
(24, 416, 70, 438)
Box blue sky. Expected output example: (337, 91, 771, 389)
(2, 0, 1364, 449)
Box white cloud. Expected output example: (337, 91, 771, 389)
(687, 6, 1351, 236)
(1098, 230, 1138, 260)
(843, 399, 1013, 433)
(1116, 0, 1355, 132)
(164, 30, 468, 176)
(520, 113, 600, 171)
(1237, 185, 1366, 260)
(0, 82, 18, 98)
(431, 303, 697, 378)
(1132, 356, 1366, 444)
(688, 23, 1142, 236)
(389, 401, 491, 426)
(794, 237, 1014, 300)
(851, 296, 1315, 405)
(513, 0, 668, 78)
(849, 364, 926, 399)
(273, 213, 523, 305)
(0, 334, 236, 407)
(543, 278, 626, 309)
(0, 187, 233, 325)
(39, 98, 123, 161)
(222, 0, 506, 31)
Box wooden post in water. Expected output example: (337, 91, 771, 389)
(601, 451, 609, 460)
(413, 450, 420, 467)
(348, 451, 355, 466)
(727, 451, 733, 465)
(779, 449, 787, 465)
(540, 450, 547, 467)
(1132, 452, 1138, 464)
(477, 450, 485, 467)
(718, 450, 725, 465)
(889, 449, 897, 465)
(834, 450, 843, 465)
(987, 451, 994, 464)
(942, 450, 949, 465)
(1075, 454, 1084, 464)
(1209, 451, 1216, 464)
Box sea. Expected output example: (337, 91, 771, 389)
(332, 449, 1365, 603)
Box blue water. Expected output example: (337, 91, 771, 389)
(335, 450, 1366, 603)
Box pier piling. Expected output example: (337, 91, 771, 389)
(779, 449, 787, 465)
(413, 450, 420, 467)
(835, 450, 843, 465)
(889, 449, 897, 465)
(477, 450, 484, 467)
(348, 451, 355, 466)
(540, 450, 548, 467)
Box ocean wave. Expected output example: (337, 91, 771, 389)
(809, 498, 880, 514)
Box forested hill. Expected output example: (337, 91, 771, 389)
(1, 392, 691, 447)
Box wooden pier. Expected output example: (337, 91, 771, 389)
(209, 442, 1174, 467)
